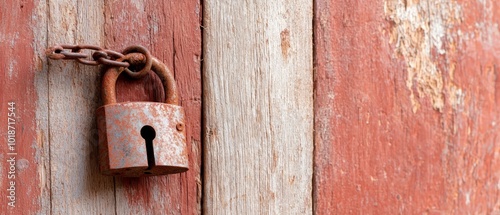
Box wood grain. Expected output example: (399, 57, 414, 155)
(0, 0, 50, 214)
(47, 0, 117, 214)
(314, 0, 500, 213)
(203, 1, 314, 214)
(104, 0, 202, 214)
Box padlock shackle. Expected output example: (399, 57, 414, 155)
(101, 55, 179, 105)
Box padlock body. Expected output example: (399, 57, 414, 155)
(96, 102, 188, 177)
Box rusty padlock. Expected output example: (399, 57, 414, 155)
(96, 46, 188, 177)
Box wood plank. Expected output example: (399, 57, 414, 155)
(0, 0, 50, 214)
(203, 1, 313, 214)
(314, 0, 500, 213)
(47, 0, 116, 214)
(103, 0, 202, 214)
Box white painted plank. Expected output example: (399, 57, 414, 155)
(47, 0, 115, 214)
(203, 1, 314, 214)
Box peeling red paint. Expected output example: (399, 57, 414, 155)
(314, 0, 500, 213)
(0, 0, 47, 214)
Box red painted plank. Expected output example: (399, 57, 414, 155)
(0, 0, 49, 214)
(104, 0, 201, 214)
(314, 0, 500, 213)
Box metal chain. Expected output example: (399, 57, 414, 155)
(46, 44, 154, 79)
(46, 44, 130, 67)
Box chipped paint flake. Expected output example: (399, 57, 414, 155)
(475, 0, 500, 48)
(385, 0, 462, 112)
(448, 84, 465, 110)
(131, 1, 145, 12)
(8, 60, 17, 79)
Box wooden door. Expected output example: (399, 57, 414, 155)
(2, 0, 500, 214)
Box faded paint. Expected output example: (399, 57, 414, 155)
(203, 0, 314, 214)
(8, 60, 17, 79)
(0, 0, 49, 214)
(385, 0, 463, 112)
(315, 0, 500, 213)
(105, 0, 202, 214)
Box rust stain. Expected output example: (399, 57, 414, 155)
(97, 102, 188, 177)
(280, 29, 291, 59)
(101, 55, 178, 106)
(98, 57, 187, 177)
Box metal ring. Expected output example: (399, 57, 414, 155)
(121, 45, 153, 79)
(101, 56, 178, 105)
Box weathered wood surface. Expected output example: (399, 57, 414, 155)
(0, 0, 50, 214)
(48, 0, 116, 214)
(104, 1, 202, 214)
(203, 1, 314, 214)
(7, 0, 500, 214)
(314, 0, 500, 213)
(2, 0, 201, 214)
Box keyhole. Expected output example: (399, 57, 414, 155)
(141, 125, 156, 173)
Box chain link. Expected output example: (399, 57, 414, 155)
(46, 44, 153, 79)
(46, 44, 131, 67)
